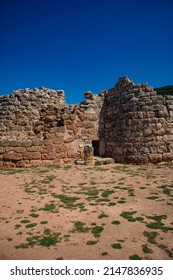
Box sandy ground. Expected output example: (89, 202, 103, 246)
(0, 163, 173, 260)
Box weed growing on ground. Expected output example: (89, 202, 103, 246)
(111, 243, 122, 249)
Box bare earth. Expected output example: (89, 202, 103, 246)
(0, 163, 173, 260)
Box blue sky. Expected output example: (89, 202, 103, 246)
(1, 0, 173, 104)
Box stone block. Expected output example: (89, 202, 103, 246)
(67, 124, 77, 130)
(41, 153, 55, 160)
(3, 151, 23, 161)
(52, 137, 64, 144)
(162, 153, 173, 162)
(64, 136, 75, 143)
(43, 139, 52, 146)
(67, 150, 77, 158)
(23, 152, 41, 160)
(22, 139, 32, 147)
(14, 147, 27, 153)
(148, 153, 162, 163)
(26, 146, 41, 152)
(5, 147, 14, 152)
(3, 162, 16, 168)
(163, 135, 173, 142)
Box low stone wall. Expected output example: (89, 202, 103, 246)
(103, 77, 173, 164)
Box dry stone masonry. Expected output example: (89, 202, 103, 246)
(0, 77, 173, 168)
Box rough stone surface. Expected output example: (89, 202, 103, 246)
(1, 77, 173, 167)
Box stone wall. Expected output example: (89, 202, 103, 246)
(0, 87, 104, 167)
(103, 77, 173, 164)
(1, 76, 173, 167)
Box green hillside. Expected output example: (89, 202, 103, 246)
(154, 85, 173, 96)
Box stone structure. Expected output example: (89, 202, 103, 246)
(0, 77, 173, 168)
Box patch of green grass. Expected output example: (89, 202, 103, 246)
(24, 187, 36, 193)
(15, 224, 22, 229)
(0, 168, 25, 175)
(111, 220, 121, 225)
(25, 223, 37, 228)
(146, 215, 167, 222)
(40, 221, 48, 224)
(15, 230, 61, 249)
(108, 202, 116, 207)
(84, 190, 99, 196)
(55, 194, 80, 203)
(21, 219, 30, 224)
(102, 190, 114, 197)
(74, 221, 90, 233)
(146, 196, 158, 200)
(39, 236, 58, 247)
(118, 200, 126, 204)
(41, 175, 56, 184)
(129, 254, 142, 260)
(7, 238, 12, 241)
(111, 243, 122, 249)
(98, 213, 109, 219)
(86, 240, 98, 245)
(120, 211, 143, 222)
(16, 210, 24, 214)
(37, 169, 49, 173)
(143, 231, 158, 244)
(96, 198, 110, 203)
(29, 213, 39, 218)
(102, 251, 108, 256)
(39, 203, 56, 211)
(146, 221, 164, 229)
(112, 165, 130, 172)
(91, 226, 104, 238)
(142, 244, 153, 254)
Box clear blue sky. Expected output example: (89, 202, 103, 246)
(1, 0, 173, 104)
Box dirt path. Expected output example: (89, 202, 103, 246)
(0, 163, 173, 260)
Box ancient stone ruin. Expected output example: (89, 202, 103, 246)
(1, 76, 173, 168)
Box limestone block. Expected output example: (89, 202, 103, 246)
(0, 147, 5, 154)
(86, 115, 98, 121)
(42, 160, 54, 166)
(22, 139, 32, 147)
(5, 147, 14, 152)
(59, 144, 67, 152)
(148, 153, 162, 163)
(14, 147, 27, 153)
(52, 137, 64, 144)
(41, 153, 55, 160)
(152, 128, 165, 136)
(67, 150, 77, 158)
(26, 146, 40, 152)
(16, 160, 30, 167)
(67, 124, 77, 130)
(83, 121, 95, 129)
(163, 135, 173, 142)
(41, 146, 53, 153)
(23, 152, 41, 160)
(143, 129, 152, 137)
(3, 162, 16, 168)
(3, 151, 23, 161)
(59, 152, 67, 159)
(64, 120, 73, 125)
(43, 139, 52, 146)
(64, 136, 75, 143)
(162, 153, 173, 162)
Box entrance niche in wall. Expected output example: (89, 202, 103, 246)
(92, 139, 105, 157)
(92, 140, 99, 156)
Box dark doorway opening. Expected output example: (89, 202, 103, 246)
(92, 140, 99, 156)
